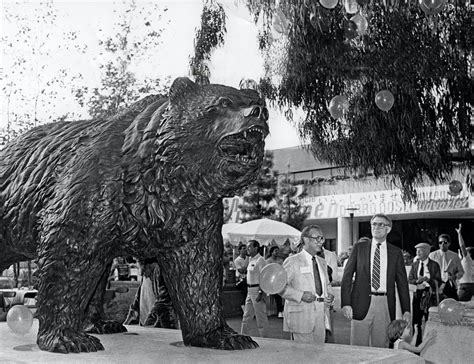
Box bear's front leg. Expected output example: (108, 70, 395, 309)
(36, 246, 105, 353)
(159, 233, 258, 350)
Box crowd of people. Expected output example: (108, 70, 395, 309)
(228, 213, 472, 358)
(4, 212, 467, 356)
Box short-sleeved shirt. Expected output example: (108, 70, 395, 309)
(246, 254, 266, 285)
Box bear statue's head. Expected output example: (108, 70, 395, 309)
(152, 77, 270, 198)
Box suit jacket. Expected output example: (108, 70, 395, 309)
(428, 250, 464, 283)
(340, 240, 410, 321)
(408, 259, 442, 291)
(281, 251, 333, 334)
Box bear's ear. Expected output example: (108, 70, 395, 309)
(169, 77, 197, 103)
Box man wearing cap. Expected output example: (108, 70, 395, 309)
(280, 225, 334, 344)
(429, 233, 464, 300)
(341, 213, 411, 348)
(408, 242, 442, 345)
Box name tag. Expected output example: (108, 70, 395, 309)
(300, 266, 311, 274)
(248, 263, 256, 271)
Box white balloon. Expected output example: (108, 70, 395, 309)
(320, 0, 339, 10)
(350, 14, 368, 35)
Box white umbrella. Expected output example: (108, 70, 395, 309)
(227, 218, 301, 246)
(221, 222, 241, 244)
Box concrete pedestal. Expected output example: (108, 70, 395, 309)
(0, 320, 423, 363)
(421, 300, 474, 363)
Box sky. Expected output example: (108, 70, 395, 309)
(0, 0, 302, 150)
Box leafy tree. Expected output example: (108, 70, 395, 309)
(192, 0, 473, 201)
(239, 151, 278, 222)
(238, 151, 308, 230)
(1, 1, 82, 147)
(73, 0, 171, 119)
(275, 176, 309, 230)
(189, 0, 226, 85)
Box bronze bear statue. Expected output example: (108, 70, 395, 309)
(0, 77, 269, 353)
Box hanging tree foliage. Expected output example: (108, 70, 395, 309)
(192, 0, 472, 201)
(189, 0, 226, 85)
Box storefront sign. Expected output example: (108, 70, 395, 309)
(300, 184, 472, 219)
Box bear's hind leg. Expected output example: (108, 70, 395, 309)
(84, 260, 127, 334)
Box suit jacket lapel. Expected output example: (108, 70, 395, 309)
(412, 259, 420, 280)
(364, 241, 371, 277)
(297, 252, 313, 291)
(387, 243, 395, 280)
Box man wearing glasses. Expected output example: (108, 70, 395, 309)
(341, 213, 410, 348)
(429, 233, 464, 300)
(280, 225, 334, 344)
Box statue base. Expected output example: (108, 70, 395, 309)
(421, 300, 474, 363)
(0, 320, 423, 363)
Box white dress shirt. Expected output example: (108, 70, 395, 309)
(417, 258, 430, 289)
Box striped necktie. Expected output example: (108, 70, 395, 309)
(372, 243, 381, 291)
(312, 256, 323, 296)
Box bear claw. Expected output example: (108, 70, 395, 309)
(37, 331, 104, 353)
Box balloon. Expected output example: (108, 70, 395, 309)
(259, 263, 287, 294)
(343, 20, 358, 40)
(438, 298, 465, 325)
(7, 305, 34, 335)
(344, 0, 359, 14)
(328, 95, 349, 119)
(448, 180, 463, 196)
(420, 0, 446, 15)
(375, 90, 395, 112)
(319, 0, 338, 10)
(350, 14, 368, 35)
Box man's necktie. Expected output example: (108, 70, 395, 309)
(312, 256, 323, 296)
(372, 243, 381, 291)
(441, 253, 448, 282)
(420, 261, 424, 277)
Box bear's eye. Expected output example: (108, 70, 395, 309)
(218, 97, 233, 108)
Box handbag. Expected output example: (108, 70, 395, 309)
(419, 287, 437, 312)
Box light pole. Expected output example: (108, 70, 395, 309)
(345, 207, 359, 245)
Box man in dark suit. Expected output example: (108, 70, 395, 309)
(408, 242, 441, 345)
(341, 213, 411, 348)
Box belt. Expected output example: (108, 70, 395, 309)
(247, 284, 259, 288)
(370, 292, 387, 296)
(315, 297, 325, 302)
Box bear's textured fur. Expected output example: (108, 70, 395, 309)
(0, 77, 269, 353)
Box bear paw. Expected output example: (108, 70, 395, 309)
(186, 325, 259, 350)
(37, 330, 104, 353)
(85, 319, 128, 334)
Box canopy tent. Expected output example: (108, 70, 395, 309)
(221, 222, 241, 244)
(227, 218, 301, 246)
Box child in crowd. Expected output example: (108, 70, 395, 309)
(387, 319, 437, 354)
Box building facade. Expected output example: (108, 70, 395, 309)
(224, 146, 473, 257)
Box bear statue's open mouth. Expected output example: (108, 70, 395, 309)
(218, 125, 266, 164)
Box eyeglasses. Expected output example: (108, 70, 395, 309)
(438, 241, 449, 245)
(306, 235, 325, 243)
(371, 222, 389, 228)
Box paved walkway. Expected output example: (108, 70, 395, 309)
(227, 287, 351, 344)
